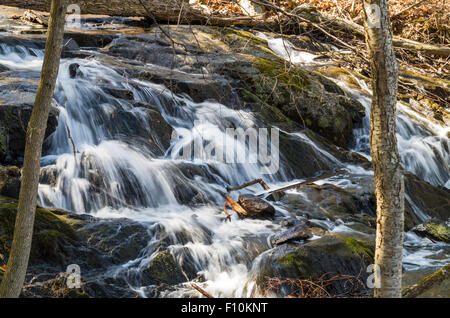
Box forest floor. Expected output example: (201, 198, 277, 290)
(197, 0, 449, 45)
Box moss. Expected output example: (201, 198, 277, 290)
(346, 237, 374, 261)
(318, 117, 329, 129)
(424, 223, 449, 243)
(144, 250, 184, 285)
(0, 195, 78, 264)
(223, 28, 268, 47)
(253, 57, 309, 91)
(277, 251, 315, 279)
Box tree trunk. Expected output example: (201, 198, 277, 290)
(362, 0, 405, 298)
(0, 0, 67, 298)
(3, 0, 270, 27)
(2, 0, 182, 18)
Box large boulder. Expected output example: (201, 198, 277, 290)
(0, 166, 21, 199)
(0, 196, 152, 297)
(0, 102, 59, 166)
(256, 233, 374, 296)
(404, 172, 450, 225)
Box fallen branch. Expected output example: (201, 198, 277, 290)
(223, 193, 248, 217)
(226, 178, 270, 192)
(259, 170, 346, 197)
(66, 124, 78, 160)
(190, 283, 213, 298)
(227, 178, 284, 201)
(402, 263, 450, 298)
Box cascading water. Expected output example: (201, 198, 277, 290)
(0, 19, 449, 297)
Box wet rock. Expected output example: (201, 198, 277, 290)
(77, 218, 151, 264)
(141, 251, 186, 285)
(281, 180, 376, 224)
(412, 219, 450, 243)
(238, 194, 275, 218)
(130, 102, 173, 152)
(68, 63, 81, 78)
(0, 196, 81, 270)
(257, 233, 374, 296)
(63, 31, 116, 48)
(133, 67, 239, 105)
(0, 65, 9, 72)
(21, 272, 91, 298)
(270, 222, 313, 246)
(0, 165, 21, 199)
(39, 165, 59, 186)
(404, 172, 450, 225)
(101, 85, 134, 100)
(0, 102, 59, 166)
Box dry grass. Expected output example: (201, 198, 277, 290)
(259, 273, 369, 298)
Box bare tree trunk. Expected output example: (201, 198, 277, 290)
(0, 0, 67, 298)
(362, 0, 405, 298)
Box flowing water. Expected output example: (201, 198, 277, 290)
(0, 15, 449, 297)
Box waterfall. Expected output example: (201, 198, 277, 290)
(0, 31, 448, 297)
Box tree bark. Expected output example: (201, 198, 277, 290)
(0, 0, 67, 298)
(2, 0, 266, 27)
(362, 0, 405, 298)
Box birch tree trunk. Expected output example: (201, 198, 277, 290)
(362, 0, 405, 298)
(0, 0, 67, 298)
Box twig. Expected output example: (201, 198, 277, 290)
(190, 283, 214, 298)
(392, 0, 429, 19)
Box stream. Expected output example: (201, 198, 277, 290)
(0, 9, 449, 297)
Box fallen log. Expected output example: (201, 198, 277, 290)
(270, 223, 313, 246)
(2, 0, 273, 27)
(5, 1, 448, 56)
(402, 263, 450, 298)
(249, 0, 450, 57)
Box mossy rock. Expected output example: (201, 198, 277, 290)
(256, 233, 374, 296)
(0, 195, 78, 267)
(228, 55, 365, 148)
(142, 250, 186, 285)
(412, 220, 450, 243)
(0, 165, 21, 199)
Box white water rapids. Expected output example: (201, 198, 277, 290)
(0, 25, 449, 297)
